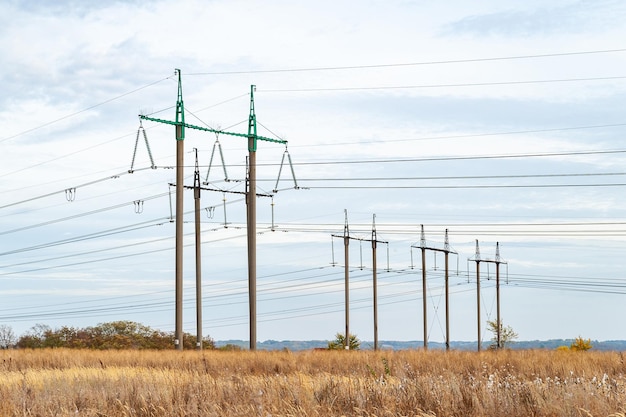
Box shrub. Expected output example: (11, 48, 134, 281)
(16, 321, 215, 350)
(570, 336, 592, 351)
(328, 332, 360, 350)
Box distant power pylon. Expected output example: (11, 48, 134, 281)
(331, 211, 388, 350)
(469, 240, 508, 351)
(369, 214, 388, 350)
(411, 225, 457, 350)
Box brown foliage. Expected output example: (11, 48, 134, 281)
(1, 348, 625, 416)
(15, 321, 214, 350)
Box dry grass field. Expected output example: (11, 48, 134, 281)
(1, 348, 625, 416)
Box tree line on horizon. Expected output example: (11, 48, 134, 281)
(0, 321, 215, 350)
(0, 321, 595, 351)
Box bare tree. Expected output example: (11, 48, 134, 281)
(0, 324, 16, 349)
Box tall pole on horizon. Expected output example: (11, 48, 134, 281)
(332, 213, 387, 351)
(411, 225, 457, 350)
(444, 229, 450, 351)
(470, 241, 508, 350)
(247, 85, 258, 351)
(139, 69, 185, 350)
(495, 242, 502, 349)
(193, 148, 203, 350)
(174, 69, 184, 351)
(372, 214, 378, 351)
(420, 226, 427, 349)
(343, 210, 350, 349)
(140, 76, 288, 352)
(475, 240, 481, 351)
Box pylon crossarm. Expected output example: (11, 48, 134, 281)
(179, 183, 272, 197)
(410, 243, 456, 254)
(138, 115, 287, 145)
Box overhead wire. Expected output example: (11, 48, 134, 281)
(305, 182, 626, 190)
(0, 166, 159, 211)
(118, 147, 626, 170)
(0, 130, 137, 180)
(186, 48, 626, 75)
(276, 172, 626, 182)
(259, 75, 626, 93)
(0, 221, 168, 258)
(2, 262, 433, 311)
(3, 251, 625, 327)
(0, 75, 173, 144)
(0, 191, 172, 237)
(0, 232, 176, 271)
(1, 271, 460, 319)
(6, 50, 626, 333)
(0, 231, 248, 278)
(1, 93, 248, 182)
(0, 266, 349, 319)
(0, 267, 456, 323)
(4, 49, 625, 186)
(285, 122, 626, 149)
(279, 148, 626, 166)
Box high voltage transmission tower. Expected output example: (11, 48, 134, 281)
(410, 225, 457, 350)
(138, 69, 287, 351)
(469, 240, 508, 351)
(331, 211, 388, 350)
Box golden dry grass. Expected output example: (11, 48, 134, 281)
(1, 348, 625, 416)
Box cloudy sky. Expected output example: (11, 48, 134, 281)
(2, 0, 626, 346)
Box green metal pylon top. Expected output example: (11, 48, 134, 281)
(248, 85, 257, 152)
(175, 69, 185, 141)
(140, 76, 285, 147)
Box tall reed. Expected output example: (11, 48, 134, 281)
(1, 348, 624, 416)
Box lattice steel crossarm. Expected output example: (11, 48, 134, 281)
(138, 115, 288, 146)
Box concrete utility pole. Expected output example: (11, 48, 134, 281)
(174, 74, 184, 350)
(470, 240, 507, 351)
(343, 210, 350, 349)
(331, 211, 387, 350)
(137, 69, 186, 350)
(494, 242, 506, 349)
(246, 87, 258, 351)
(443, 229, 452, 351)
(372, 215, 378, 351)
(410, 225, 457, 350)
(421, 230, 427, 349)
(370, 215, 389, 351)
(140, 74, 287, 351)
(473, 240, 481, 351)
(193, 149, 203, 350)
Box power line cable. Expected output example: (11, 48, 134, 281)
(259, 75, 626, 93)
(0, 191, 171, 236)
(0, 266, 338, 314)
(269, 171, 626, 182)
(5, 261, 626, 325)
(0, 232, 248, 278)
(0, 221, 166, 257)
(0, 167, 158, 211)
(276, 148, 626, 166)
(305, 182, 626, 190)
(0, 131, 135, 180)
(0, 76, 173, 144)
(0, 274, 430, 323)
(286, 122, 626, 149)
(186, 48, 626, 75)
(1, 95, 248, 180)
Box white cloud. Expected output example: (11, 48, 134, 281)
(1, 0, 626, 343)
